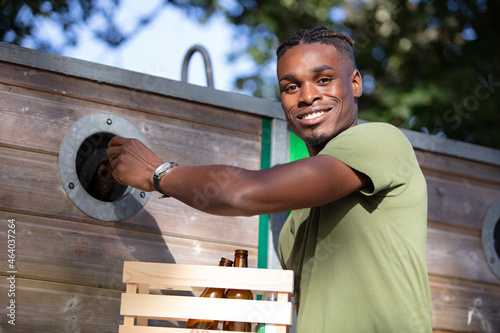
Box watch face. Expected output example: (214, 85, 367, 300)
(156, 162, 176, 177)
(156, 163, 170, 176)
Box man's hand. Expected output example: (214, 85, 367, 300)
(107, 136, 163, 192)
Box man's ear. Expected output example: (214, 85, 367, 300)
(351, 69, 363, 98)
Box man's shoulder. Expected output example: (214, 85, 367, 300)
(348, 121, 403, 136)
(327, 122, 408, 149)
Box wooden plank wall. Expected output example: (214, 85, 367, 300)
(416, 149, 500, 332)
(1, 50, 499, 333)
(0, 60, 262, 332)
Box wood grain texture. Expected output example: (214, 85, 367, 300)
(0, 146, 259, 246)
(0, 277, 122, 332)
(425, 173, 500, 230)
(415, 150, 500, 184)
(420, 147, 500, 332)
(0, 59, 264, 332)
(430, 275, 500, 332)
(122, 262, 293, 293)
(120, 293, 293, 325)
(0, 61, 263, 134)
(416, 149, 500, 231)
(0, 212, 257, 290)
(427, 222, 500, 285)
(120, 327, 219, 333)
(0, 84, 261, 167)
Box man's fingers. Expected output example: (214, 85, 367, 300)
(108, 135, 128, 147)
(106, 136, 124, 163)
(111, 168, 123, 184)
(104, 136, 157, 191)
(106, 145, 120, 164)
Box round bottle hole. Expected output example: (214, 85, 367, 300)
(75, 132, 127, 202)
(59, 114, 150, 221)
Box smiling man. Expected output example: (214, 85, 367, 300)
(277, 30, 360, 157)
(107, 26, 432, 332)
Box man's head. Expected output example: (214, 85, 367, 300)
(276, 26, 362, 156)
(277, 26, 356, 72)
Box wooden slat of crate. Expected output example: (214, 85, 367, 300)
(120, 294, 293, 325)
(123, 262, 293, 293)
(119, 328, 219, 333)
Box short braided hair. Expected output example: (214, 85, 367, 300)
(276, 26, 356, 70)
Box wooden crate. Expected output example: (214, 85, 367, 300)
(119, 261, 294, 332)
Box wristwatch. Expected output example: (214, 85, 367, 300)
(153, 162, 178, 198)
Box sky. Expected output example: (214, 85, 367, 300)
(48, 0, 256, 93)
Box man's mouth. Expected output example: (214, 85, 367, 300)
(299, 111, 327, 120)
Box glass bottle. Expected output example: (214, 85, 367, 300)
(185, 257, 234, 330)
(224, 249, 253, 332)
(256, 291, 278, 332)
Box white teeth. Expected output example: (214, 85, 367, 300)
(302, 111, 325, 120)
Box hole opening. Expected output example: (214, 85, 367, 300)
(76, 132, 127, 202)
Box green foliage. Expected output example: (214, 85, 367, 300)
(344, 0, 500, 148)
(215, 0, 500, 149)
(2, 0, 498, 148)
(0, 0, 125, 50)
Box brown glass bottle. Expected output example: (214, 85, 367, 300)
(185, 257, 234, 330)
(224, 249, 253, 332)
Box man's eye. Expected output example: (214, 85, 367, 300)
(285, 85, 298, 92)
(318, 78, 332, 84)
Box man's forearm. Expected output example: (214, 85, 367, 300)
(159, 164, 258, 216)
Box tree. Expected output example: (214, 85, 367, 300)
(211, 0, 500, 148)
(342, 0, 500, 148)
(0, 0, 213, 51)
(1, 0, 125, 51)
(2, 0, 498, 148)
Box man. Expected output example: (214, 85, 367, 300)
(107, 26, 432, 332)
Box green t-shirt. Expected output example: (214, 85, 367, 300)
(279, 123, 432, 332)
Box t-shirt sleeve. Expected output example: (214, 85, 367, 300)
(318, 123, 418, 196)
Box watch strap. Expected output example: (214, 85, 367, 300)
(153, 162, 178, 198)
(153, 174, 168, 198)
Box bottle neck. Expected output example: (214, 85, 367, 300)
(233, 250, 248, 268)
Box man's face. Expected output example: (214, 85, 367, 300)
(277, 43, 362, 155)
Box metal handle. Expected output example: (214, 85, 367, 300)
(181, 44, 214, 88)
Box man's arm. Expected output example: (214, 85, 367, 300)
(107, 136, 370, 216)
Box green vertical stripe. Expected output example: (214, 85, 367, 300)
(258, 117, 272, 269)
(289, 130, 309, 162)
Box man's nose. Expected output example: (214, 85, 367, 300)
(299, 82, 321, 105)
